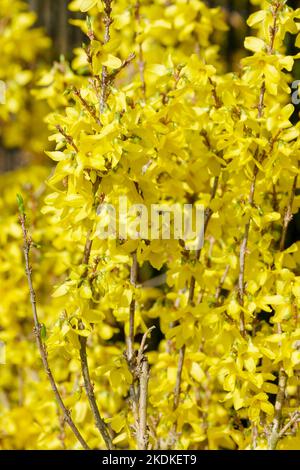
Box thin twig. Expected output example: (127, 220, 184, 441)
(172, 174, 219, 417)
(280, 174, 298, 251)
(173, 345, 186, 411)
(100, 0, 113, 113)
(73, 87, 102, 126)
(238, 1, 281, 336)
(135, 0, 146, 100)
(128, 251, 138, 362)
(137, 326, 156, 364)
(269, 171, 298, 450)
(79, 332, 114, 449)
(56, 125, 78, 153)
(215, 264, 230, 301)
(109, 53, 136, 83)
(188, 176, 219, 305)
(78, 183, 114, 449)
(137, 327, 155, 450)
(268, 365, 288, 449)
(126, 252, 140, 440)
(278, 411, 300, 439)
(137, 358, 150, 450)
(19, 211, 90, 450)
(208, 76, 222, 109)
(238, 165, 259, 337)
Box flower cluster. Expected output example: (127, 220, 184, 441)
(1, 0, 300, 450)
(0, 0, 50, 153)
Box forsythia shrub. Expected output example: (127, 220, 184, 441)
(1, 0, 300, 451)
(0, 0, 50, 153)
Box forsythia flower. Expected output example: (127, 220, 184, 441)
(1, 0, 300, 451)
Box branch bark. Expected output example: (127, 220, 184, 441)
(238, 0, 281, 336)
(269, 172, 298, 450)
(19, 211, 90, 450)
(268, 365, 288, 450)
(79, 333, 114, 449)
(127, 251, 138, 362)
(215, 264, 230, 301)
(137, 358, 150, 450)
(100, 0, 113, 113)
(78, 214, 114, 450)
(278, 411, 300, 439)
(238, 165, 259, 337)
(135, 0, 146, 100)
(280, 174, 298, 251)
(173, 175, 219, 412)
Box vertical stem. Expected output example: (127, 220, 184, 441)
(127, 251, 138, 361)
(268, 365, 288, 449)
(215, 264, 230, 301)
(19, 213, 90, 450)
(100, 0, 113, 113)
(79, 334, 114, 449)
(173, 176, 219, 411)
(127, 252, 140, 446)
(78, 194, 114, 449)
(135, 0, 146, 101)
(269, 172, 298, 450)
(238, 166, 259, 337)
(137, 358, 150, 450)
(188, 176, 219, 304)
(173, 345, 186, 410)
(238, 0, 281, 336)
(280, 175, 298, 252)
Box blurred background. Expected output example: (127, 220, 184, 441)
(1, 1, 299, 152)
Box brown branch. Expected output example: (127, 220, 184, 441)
(173, 345, 186, 411)
(127, 251, 138, 362)
(108, 53, 136, 83)
(278, 411, 300, 439)
(136, 327, 155, 450)
(79, 332, 114, 449)
(78, 179, 114, 449)
(58, 410, 66, 449)
(208, 77, 222, 109)
(56, 125, 78, 153)
(215, 264, 230, 301)
(268, 2, 280, 55)
(172, 175, 219, 420)
(268, 365, 288, 449)
(280, 174, 298, 251)
(272, 183, 279, 212)
(82, 233, 93, 266)
(257, 2, 280, 117)
(137, 326, 156, 364)
(126, 251, 140, 441)
(269, 172, 298, 450)
(19, 211, 90, 450)
(238, 1, 281, 336)
(135, 0, 146, 100)
(127, 252, 138, 362)
(137, 358, 150, 450)
(100, 0, 113, 113)
(188, 176, 219, 304)
(257, 81, 266, 119)
(73, 87, 102, 126)
(238, 165, 259, 337)
(251, 423, 258, 450)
